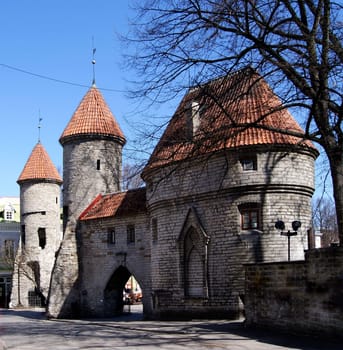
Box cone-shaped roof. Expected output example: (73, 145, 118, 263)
(142, 68, 318, 176)
(17, 142, 62, 185)
(59, 85, 125, 145)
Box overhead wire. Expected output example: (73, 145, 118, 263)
(0, 63, 125, 92)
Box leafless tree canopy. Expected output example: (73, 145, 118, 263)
(312, 197, 339, 246)
(125, 0, 343, 243)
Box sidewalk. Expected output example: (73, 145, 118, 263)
(0, 308, 341, 350)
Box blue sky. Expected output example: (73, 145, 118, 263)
(0, 1, 332, 201)
(0, 0, 169, 196)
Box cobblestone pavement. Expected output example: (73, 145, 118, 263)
(0, 307, 341, 350)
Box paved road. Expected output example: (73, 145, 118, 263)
(0, 307, 341, 350)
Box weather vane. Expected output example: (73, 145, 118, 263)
(38, 111, 42, 143)
(92, 37, 96, 85)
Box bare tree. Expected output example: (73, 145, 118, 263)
(4, 249, 45, 306)
(125, 0, 343, 243)
(312, 196, 339, 246)
(122, 163, 145, 190)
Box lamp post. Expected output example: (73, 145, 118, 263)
(275, 220, 301, 261)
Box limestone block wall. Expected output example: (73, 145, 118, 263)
(48, 138, 123, 318)
(244, 247, 343, 338)
(63, 139, 123, 224)
(78, 212, 151, 318)
(145, 148, 315, 319)
(11, 181, 61, 308)
(146, 149, 316, 204)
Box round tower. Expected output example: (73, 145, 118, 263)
(10, 142, 62, 308)
(59, 84, 126, 229)
(142, 68, 319, 319)
(48, 84, 125, 318)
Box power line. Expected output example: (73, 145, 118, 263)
(0, 63, 125, 93)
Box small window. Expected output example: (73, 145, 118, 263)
(108, 229, 116, 245)
(239, 204, 260, 230)
(127, 225, 135, 244)
(240, 156, 257, 171)
(38, 228, 46, 249)
(21, 225, 26, 246)
(5, 210, 13, 220)
(97, 159, 101, 170)
(152, 218, 158, 243)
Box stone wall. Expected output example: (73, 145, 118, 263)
(244, 246, 343, 338)
(78, 212, 152, 318)
(145, 148, 316, 319)
(11, 181, 61, 308)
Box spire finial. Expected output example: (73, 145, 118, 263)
(92, 37, 96, 86)
(38, 111, 42, 143)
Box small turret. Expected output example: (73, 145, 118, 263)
(11, 142, 62, 308)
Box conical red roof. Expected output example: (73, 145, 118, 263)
(143, 68, 318, 175)
(60, 85, 125, 145)
(17, 143, 62, 184)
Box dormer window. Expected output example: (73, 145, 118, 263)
(187, 100, 202, 139)
(4, 204, 15, 221)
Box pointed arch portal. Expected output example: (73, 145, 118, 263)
(178, 207, 210, 299)
(103, 265, 142, 317)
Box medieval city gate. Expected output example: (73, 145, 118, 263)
(104, 265, 143, 317)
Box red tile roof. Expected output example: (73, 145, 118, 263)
(17, 143, 62, 184)
(79, 188, 146, 221)
(142, 68, 317, 176)
(60, 85, 126, 145)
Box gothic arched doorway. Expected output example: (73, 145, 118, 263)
(104, 266, 142, 317)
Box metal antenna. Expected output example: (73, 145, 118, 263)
(38, 111, 42, 143)
(92, 37, 96, 85)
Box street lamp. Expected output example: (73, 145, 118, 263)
(275, 220, 301, 261)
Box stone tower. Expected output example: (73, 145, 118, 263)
(142, 68, 318, 319)
(11, 142, 62, 308)
(47, 84, 125, 318)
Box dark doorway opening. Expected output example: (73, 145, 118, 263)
(104, 266, 143, 317)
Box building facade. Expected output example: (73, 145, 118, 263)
(13, 68, 318, 319)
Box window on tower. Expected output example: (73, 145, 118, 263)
(238, 203, 261, 230)
(38, 228, 46, 249)
(97, 159, 101, 170)
(21, 225, 26, 247)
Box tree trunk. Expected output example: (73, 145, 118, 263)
(328, 151, 343, 245)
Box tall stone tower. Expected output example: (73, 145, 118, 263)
(11, 142, 62, 308)
(47, 84, 126, 318)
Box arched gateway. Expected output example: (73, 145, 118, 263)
(104, 266, 142, 317)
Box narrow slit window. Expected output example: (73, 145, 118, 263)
(97, 159, 101, 170)
(127, 225, 135, 244)
(21, 225, 26, 246)
(38, 228, 46, 249)
(108, 229, 116, 245)
(152, 218, 158, 243)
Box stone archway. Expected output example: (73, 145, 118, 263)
(103, 265, 143, 317)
